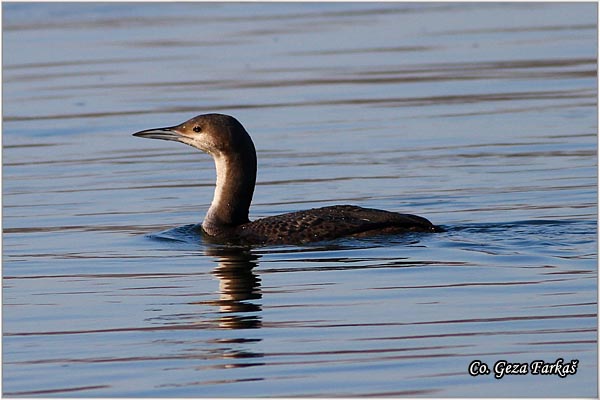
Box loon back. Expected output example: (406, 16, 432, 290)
(233, 205, 440, 245)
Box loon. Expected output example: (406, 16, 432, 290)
(133, 113, 441, 245)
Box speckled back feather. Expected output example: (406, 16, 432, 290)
(232, 205, 440, 245)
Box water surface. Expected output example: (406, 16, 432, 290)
(2, 2, 597, 397)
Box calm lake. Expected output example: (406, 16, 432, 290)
(2, 2, 597, 397)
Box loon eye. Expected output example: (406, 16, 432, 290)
(193, 126, 202, 133)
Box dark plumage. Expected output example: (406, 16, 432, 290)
(133, 114, 441, 245)
(236, 205, 439, 245)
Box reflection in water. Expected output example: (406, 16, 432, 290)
(206, 246, 262, 330)
(157, 246, 266, 383)
(202, 247, 265, 376)
(147, 225, 264, 330)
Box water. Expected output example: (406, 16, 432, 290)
(2, 2, 597, 397)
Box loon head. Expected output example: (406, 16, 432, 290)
(133, 113, 258, 232)
(133, 113, 254, 156)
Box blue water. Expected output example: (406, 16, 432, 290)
(2, 2, 597, 397)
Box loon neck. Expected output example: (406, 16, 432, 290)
(202, 148, 257, 235)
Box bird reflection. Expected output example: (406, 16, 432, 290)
(205, 246, 262, 330)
